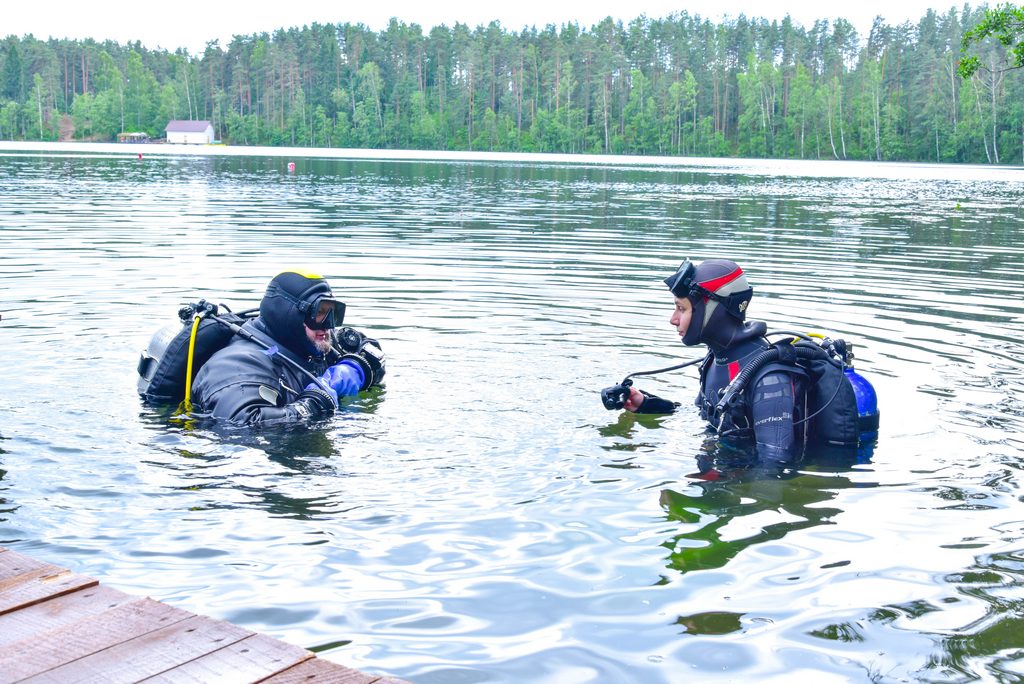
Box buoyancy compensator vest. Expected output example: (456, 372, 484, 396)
(136, 301, 253, 404)
(709, 333, 880, 448)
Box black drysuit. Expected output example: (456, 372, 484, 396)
(190, 317, 338, 425)
(191, 272, 349, 426)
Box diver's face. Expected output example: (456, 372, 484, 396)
(305, 324, 332, 354)
(670, 296, 693, 339)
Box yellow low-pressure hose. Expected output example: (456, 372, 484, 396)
(790, 332, 825, 344)
(181, 314, 203, 413)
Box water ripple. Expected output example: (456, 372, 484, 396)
(1, 149, 1023, 681)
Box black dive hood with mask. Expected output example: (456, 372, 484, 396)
(664, 259, 757, 351)
(259, 271, 346, 357)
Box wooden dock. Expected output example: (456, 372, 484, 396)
(0, 546, 409, 683)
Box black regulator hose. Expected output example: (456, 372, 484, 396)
(600, 354, 709, 410)
(208, 313, 331, 393)
(621, 354, 709, 383)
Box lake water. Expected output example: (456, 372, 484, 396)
(2, 144, 1024, 683)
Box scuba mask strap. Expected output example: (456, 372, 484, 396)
(716, 288, 753, 319)
(665, 260, 751, 316)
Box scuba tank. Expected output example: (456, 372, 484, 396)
(137, 301, 251, 404)
(844, 365, 880, 441)
(136, 322, 181, 397)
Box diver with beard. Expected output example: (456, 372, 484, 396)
(614, 259, 808, 462)
(189, 271, 385, 426)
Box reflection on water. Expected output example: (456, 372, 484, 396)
(660, 466, 862, 576)
(1, 147, 1024, 682)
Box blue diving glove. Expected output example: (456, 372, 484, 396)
(305, 359, 365, 406)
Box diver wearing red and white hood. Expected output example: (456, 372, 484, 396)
(623, 259, 805, 458)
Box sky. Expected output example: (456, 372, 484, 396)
(7, 0, 957, 56)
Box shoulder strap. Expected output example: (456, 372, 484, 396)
(697, 351, 714, 401)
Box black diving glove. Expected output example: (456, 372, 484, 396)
(294, 385, 339, 417)
(633, 390, 679, 414)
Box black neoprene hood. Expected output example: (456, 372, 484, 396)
(258, 271, 336, 356)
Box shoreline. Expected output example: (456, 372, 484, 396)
(0, 140, 1021, 180)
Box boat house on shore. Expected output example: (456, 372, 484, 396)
(165, 120, 214, 144)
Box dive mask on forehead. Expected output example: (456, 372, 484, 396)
(301, 295, 346, 330)
(664, 260, 698, 298)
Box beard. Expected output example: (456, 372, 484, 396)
(305, 326, 334, 355)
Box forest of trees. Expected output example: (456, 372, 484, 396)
(1, 5, 1022, 164)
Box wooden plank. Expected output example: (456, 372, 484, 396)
(0, 597, 193, 681)
(0, 566, 98, 616)
(139, 632, 314, 683)
(0, 565, 59, 593)
(257, 657, 385, 684)
(19, 614, 253, 684)
(0, 549, 412, 684)
(0, 584, 135, 647)
(0, 547, 51, 581)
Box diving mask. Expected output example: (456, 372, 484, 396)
(664, 260, 699, 299)
(302, 296, 346, 330)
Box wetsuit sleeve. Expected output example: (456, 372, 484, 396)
(749, 370, 798, 457)
(192, 347, 335, 426)
(635, 391, 679, 414)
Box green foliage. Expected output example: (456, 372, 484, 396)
(2, 44, 23, 101)
(959, 4, 1024, 78)
(0, 100, 16, 138)
(0, 8, 1021, 163)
